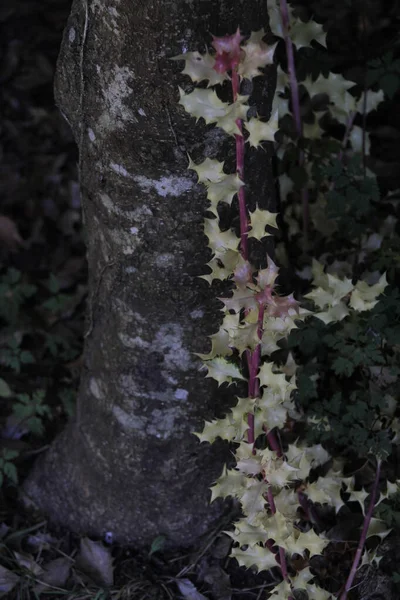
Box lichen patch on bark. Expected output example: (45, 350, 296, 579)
(133, 174, 194, 198)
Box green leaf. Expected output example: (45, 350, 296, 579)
(332, 356, 354, 377)
(0, 378, 12, 398)
(20, 351, 35, 365)
(3, 462, 18, 485)
(148, 535, 166, 557)
(380, 73, 400, 99)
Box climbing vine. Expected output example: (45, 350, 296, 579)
(175, 1, 399, 598)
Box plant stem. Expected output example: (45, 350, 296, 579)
(339, 460, 382, 600)
(280, 0, 301, 137)
(232, 69, 248, 260)
(279, 0, 309, 245)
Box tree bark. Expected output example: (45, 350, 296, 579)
(23, 0, 276, 548)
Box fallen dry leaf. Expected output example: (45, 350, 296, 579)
(0, 215, 23, 250)
(33, 557, 71, 594)
(76, 537, 114, 587)
(14, 551, 43, 576)
(176, 578, 208, 600)
(0, 564, 20, 593)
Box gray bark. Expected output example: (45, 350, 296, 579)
(23, 0, 276, 548)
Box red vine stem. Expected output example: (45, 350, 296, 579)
(279, 0, 309, 244)
(339, 460, 382, 600)
(232, 40, 289, 593)
(232, 69, 249, 261)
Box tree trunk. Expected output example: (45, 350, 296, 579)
(23, 0, 275, 548)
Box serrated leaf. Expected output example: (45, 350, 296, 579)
(355, 90, 384, 114)
(231, 544, 277, 572)
(238, 30, 276, 80)
(367, 518, 391, 540)
(225, 518, 269, 547)
(302, 73, 355, 106)
(202, 357, 245, 386)
(196, 328, 233, 360)
(244, 110, 278, 148)
(172, 51, 228, 86)
(248, 207, 278, 240)
(350, 273, 388, 312)
(188, 156, 225, 183)
(210, 466, 247, 503)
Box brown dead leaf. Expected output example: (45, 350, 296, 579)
(14, 551, 43, 576)
(33, 557, 71, 594)
(76, 537, 114, 587)
(176, 578, 208, 600)
(0, 564, 20, 593)
(0, 215, 23, 250)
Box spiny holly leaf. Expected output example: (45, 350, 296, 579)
(248, 207, 278, 240)
(231, 544, 277, 572)
(225, 518, 269, 547)
(231, 322, 260, 354)
(216, 96, 250, 135)
(291, 20, 326, 49)
(261, 511, 292, 545)
(366, 518, 391, 540)
(238, 30, 276, 80)
(307, 474, 345, 512)
(282, 528, 329, 557)
(200, 255, 235, 283)
(303, 119, 325, 139)
(302, 73, 355, 106)
(257, 399, 288, 429)
(179, 88, 249, 136)
(276, 65, 289, 94)
(258, 362, 295, 400)
(355, 89, 384, 114)
(274, 487, 299, 520)
(350, 126, 370, 155)
(210, 466, 247, 503)
(201, 249, 241, 283)
(329, 91, 357, 125)
(305, 274, 354, 309)
(172, 51, 228, 86)
(196, 328, 232, 360)
(220, 287, 258, 313)
(188, 157, 225, 183)
(274, 95, 290, 119)
(235, 440, 263, 475)
(203, 218, 239, 253)
(348, 488, 370, 515)
(262, 454, 299, 487)
(267, 0, 326, 48)
(267, 0, 292, 39)
(257, 256, 280, 288)
(202, 357, 245, 386)
(179, 87, 227, 122)
(240, 479, 270, 522)
(314, 302, 350, 325)
(206, 174, 243, 208)
(350, 273, 388, 312)
(244, 110, 278, 148)
(195, 412, 248, 444)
